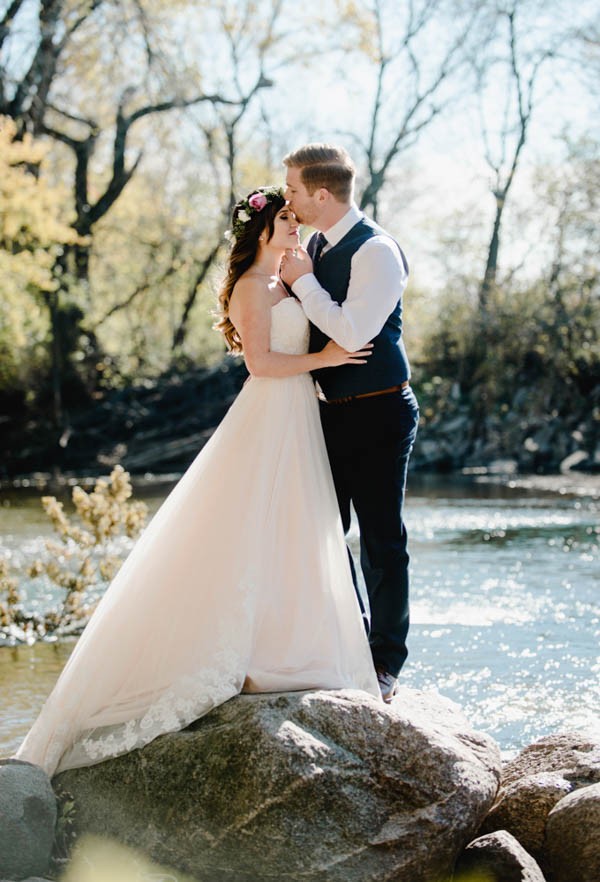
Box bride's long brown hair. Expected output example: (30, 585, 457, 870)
(215, 187, 286, 353)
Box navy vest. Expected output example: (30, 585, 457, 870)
(307, 217, 411, 399)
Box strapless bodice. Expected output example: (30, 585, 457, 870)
(270, 297, 309, 355)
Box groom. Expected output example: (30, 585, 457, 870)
(280, 143, 419, 703)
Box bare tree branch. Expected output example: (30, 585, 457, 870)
(0, 0, 26, 52)
(7, 0, 64, 128)
(59, 0, 103, 45)
(97, 245, 183, 327)
(45, 102, 99, 130)
(127, 90, 241, 125)
(172, 242, 222, 351)
(355, 0, 480, 219)
(167, 0, 281, 350)
(477, 5, 556, 314)
(131, 0, 156, 68)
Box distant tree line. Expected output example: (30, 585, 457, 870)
(0, 0, 597, 468)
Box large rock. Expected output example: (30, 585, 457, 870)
(0, 759, 57, 880)
(480, 773, 571, 860)
(56, 688, 501, 882)
(544, 782, 600, 882)
(454, 829, 546, 881)
(480, 731, 600, 859)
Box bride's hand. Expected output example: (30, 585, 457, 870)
(319, 340, 374, 368)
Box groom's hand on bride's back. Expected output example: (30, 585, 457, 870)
(280, 245, 313, 287)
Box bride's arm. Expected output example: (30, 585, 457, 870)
(229, 278, 371, 379)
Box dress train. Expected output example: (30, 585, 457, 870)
(15, 298, 379, 776)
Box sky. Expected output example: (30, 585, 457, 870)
(197, 0, 599, 290)
(2, 0, 598, 294)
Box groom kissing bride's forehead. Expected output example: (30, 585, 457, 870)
(280, 142, 419, 703)
(283, 143, 356, 226)
(13, 142, 418, 780)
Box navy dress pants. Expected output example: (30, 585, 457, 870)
(319, 385, 419, 676)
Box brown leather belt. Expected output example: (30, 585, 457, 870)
(319, 381, 410, 405)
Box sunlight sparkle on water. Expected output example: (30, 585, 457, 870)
(402, 489, 599, 754)
(1, 479, 598, 758)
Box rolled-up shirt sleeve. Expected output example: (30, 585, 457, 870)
(292, 236, 408, 351)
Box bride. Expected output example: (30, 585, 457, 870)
(14, 186, 380, 777)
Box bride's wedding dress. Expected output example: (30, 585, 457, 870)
(16, 296, 379, 776)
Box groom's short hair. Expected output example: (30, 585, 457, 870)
(283, 144, 355, 202)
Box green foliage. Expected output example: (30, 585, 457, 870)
(0, 466, 147, 642)
(420, 272, 599, 436)
(0, 557, 20, 628)
(60, 832, 199, 882)
(0, 0, 597, 459)
(418, 138, 600, 433)
(50, 781, 78, 874)
(86, 168, 231, 382)
(0, 117, 80, 398)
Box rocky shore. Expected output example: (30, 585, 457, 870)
(410, 379, 599, 476)
(1, 360, 598, 483)
(1, 688, 598, 882)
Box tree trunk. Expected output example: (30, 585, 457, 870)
(359, 174, 383, 222)
(172, 244, 221, 351)
(478, 192, 505, 315)
(43, 290, 63, 429)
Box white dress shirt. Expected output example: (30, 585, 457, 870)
(291, 204, 408, 352)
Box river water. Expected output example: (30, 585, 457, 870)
(1, 473, 598, 760)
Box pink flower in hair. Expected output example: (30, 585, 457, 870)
(248, 192, 268, 211)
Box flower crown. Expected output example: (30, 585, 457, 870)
(227, 186, 284, 241)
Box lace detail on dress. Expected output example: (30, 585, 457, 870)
(69, 656, 241, 767)
(55, 576, 255, 772)
(15, 292, 379, 777)
(270, 298, 309, 355)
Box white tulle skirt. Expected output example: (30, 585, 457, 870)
(16, 372, 379, 776)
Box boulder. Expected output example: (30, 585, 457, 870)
(55, 688, 501, 882)
(480, 773, 571, 860)
(454, 829, 546, 881)
(480, 731, 600, 860)
(0, 759, 57, 881)
(544, 782, 600, 882)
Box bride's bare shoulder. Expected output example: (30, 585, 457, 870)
(230, 274, 271, 315)
(233, 272, 267, 293)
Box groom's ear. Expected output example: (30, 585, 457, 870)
(316, 187, 330, 204)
